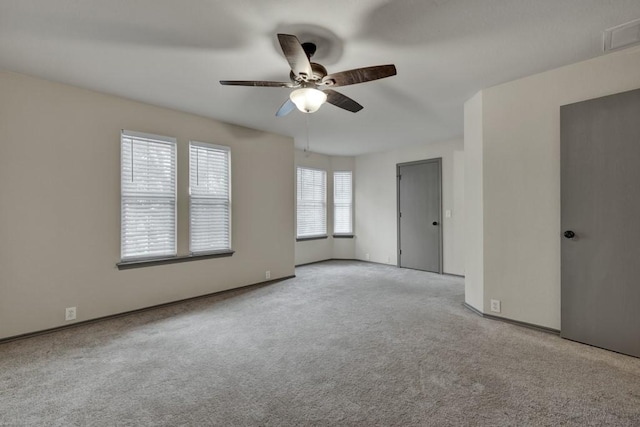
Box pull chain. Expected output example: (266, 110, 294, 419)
(304, 113, 311, 156)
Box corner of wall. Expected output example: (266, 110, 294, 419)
(294, 150, 356, 265)
(463, 91, 484, 312)
(473, 46, 640, 330)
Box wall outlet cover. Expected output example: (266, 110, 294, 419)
(65, 307, 77, 321)
(490, 299, 501, 313)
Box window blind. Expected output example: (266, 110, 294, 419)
(334, 171, 353, 234)
(297, 167, 327, 238)
(121, 130, 177, 260)
(189, 142, 231, 253)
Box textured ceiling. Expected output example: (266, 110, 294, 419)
(2, 0, 640, 156)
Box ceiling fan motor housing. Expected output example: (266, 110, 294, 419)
(290, 62, 327, 83)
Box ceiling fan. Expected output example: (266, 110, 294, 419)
(220, 34, 397, 116)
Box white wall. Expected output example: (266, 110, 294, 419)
(294, 150, 355, 265)
(465, 46, 640, 329)
(354, 139, 465, 275)
(0, 71, 295, 339)
(463, 92, 484, 310)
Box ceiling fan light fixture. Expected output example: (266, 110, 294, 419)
(289, 87, 327, 113)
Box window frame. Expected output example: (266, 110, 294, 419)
(296, 166, 327, 240)
(120, 129, 178, 262)
(333, 170, 354, 237)
(188, 141, 232, 255)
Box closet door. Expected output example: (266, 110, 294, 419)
(561, 88, 640, 358)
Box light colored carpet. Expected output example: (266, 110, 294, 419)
(1, 260, 639, 426)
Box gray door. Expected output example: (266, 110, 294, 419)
(560, 88, 640, 358)
(397, 159, 442, 273)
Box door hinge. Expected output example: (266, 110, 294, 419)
(399, 212, 402, 217)
(400, 249, 402, 255)
(397, 174, 401, 180)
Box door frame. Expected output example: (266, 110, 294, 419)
(396, 157, 443, 274)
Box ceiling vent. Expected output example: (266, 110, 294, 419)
(604, 18, 640, 52)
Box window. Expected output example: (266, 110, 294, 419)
(297, 167, 327, 238)
(333, 171, 353, 235)
(189, 142, 231, 253)
(121, 130, 177, 260)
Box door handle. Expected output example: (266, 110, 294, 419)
(563, 230, 575, 239)
(432, 221, 439, 226)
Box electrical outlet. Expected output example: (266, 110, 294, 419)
(265, 270, 271, 280)
(365, 253, 370, 261)
(65, 307, 77, 321)
(490, 299, 501, 313)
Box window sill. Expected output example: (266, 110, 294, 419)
(117, 250, 234, 270)
(296, 235, 328, 242)
(332, 234, 354, 239)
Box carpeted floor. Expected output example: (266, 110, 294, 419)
(1, 260, 639, 426)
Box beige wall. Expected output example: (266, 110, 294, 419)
(294, 150, 355, 265)
(0, 71, 295, 339)
(354, 139, 465, 274)
(465, 46, 640, 329)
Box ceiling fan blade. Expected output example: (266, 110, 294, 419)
(276, 98, 296, 117)
(277, 34, 313, 79)
(324, 89, 363, 113)
(220, 80, 292, 87)
(322, 64, 397, 87)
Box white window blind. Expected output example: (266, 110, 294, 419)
(121, 130, 177, 260)
(189, 142, 231, 254)
(297, 167, 327, 238)
(334, 171, 353, 234)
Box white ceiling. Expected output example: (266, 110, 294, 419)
(2, 0, 640, 156)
